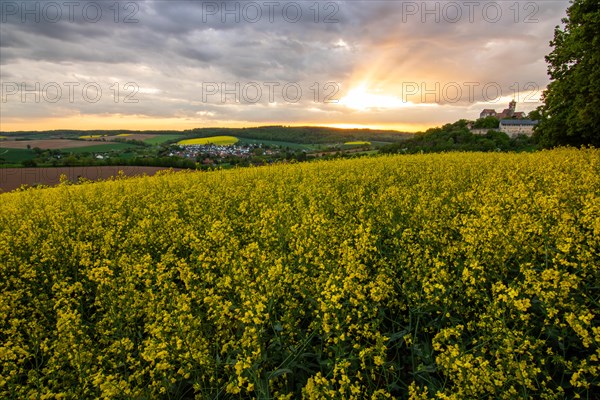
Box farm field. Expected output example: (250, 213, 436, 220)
(237, 137, 322, 150)
(66, 143, 140, 153)
(184, 126, 411, 145)
(79, 134, 109, 139)
(0, 148, 36, 163)
(80, 134, 166, 142)
(344, 141, 371, 146)
(0, 139, 116, 150)
(0, 149, 598, 399)
(178, 136, 239, 146)
(0, 166, 182, 192)
(143, 134, 183, 145)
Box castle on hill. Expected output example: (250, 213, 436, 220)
(479, 100, 526, 120)
(473, 100, 538, 137)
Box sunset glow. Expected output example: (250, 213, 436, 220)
(0, 1, 568, 132)
(340, 86, 413, 111)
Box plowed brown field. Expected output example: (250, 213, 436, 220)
(0, 166, 182, 193)
(0, 140, 116, 150)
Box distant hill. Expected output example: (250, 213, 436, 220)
(0, 129, 182, 137)
(380, 120, 536, 154)
(185, 126, 412, 144)
(0, 126, 412, 145)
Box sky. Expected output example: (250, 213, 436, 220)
(0, 0, 570, 132)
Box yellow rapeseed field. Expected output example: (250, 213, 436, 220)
(79, 134, 108, 139)
(0, 149, 598, 399)
(344, 141, 371, 146)
(178, 136, 239, 146)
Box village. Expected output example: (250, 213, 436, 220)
(167, 143, 281, 164)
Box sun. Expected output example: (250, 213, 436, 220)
(339, 85, 412, 111)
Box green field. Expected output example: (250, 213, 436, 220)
(186, 126, 411, 144)
(66, 143, 139, 153)
(0, 148, 36, 163)
(369, 140, 396, 147)
(1, 127, 411, 148)
(112, 151, 138, 160)
(178, 136, 238, 146)
(144, 134, 183, 145)
(237, 137, 322, 150)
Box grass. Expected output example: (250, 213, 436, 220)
(66, 143, 139, 153)
(113, 151, 138, 160)
(178, 136, 238, 146)
(237, 137, 322, 150)
(0, 148, 36, 162)
(0, 136, 7, 140)
(145, 135, 184, 145)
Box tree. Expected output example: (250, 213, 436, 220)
(535, 0, 600, 147)
(528, 108, 542, 121)
(473, 116, 500, 129)
(21, 159, 37, 167)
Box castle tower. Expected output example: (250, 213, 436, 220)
(506, 100, 516, 118)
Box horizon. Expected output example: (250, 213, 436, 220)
(0, 122, 441, 135)
(0, 121, 421, 134)
(1, 1, 569, 132)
